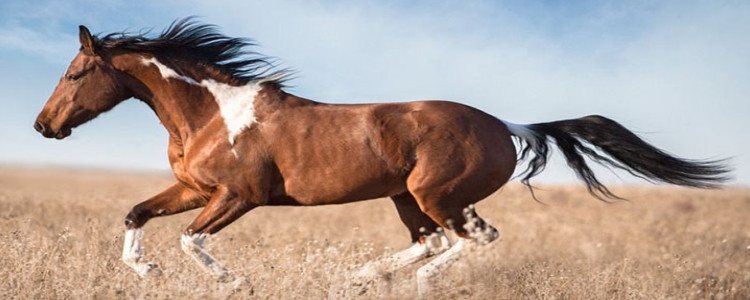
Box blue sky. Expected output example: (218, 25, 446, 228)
(0, 0, 748, 186)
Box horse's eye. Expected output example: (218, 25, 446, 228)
(66, 73, 83, 81)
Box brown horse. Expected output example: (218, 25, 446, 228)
(34, 19, 729, 295)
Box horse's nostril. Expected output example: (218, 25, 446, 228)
(34, 121, 45, 133)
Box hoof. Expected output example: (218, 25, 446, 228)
(216, 271, 235, 283)
(350, 279, 372, 296)
(125, 260, 162, 278)
(219, 275, 251, 293)
(142, 262, 163, 277)
(350, 265, 383, 294)
(351, 267, 386, 295)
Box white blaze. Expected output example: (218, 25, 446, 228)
(141, 57, 259, 145)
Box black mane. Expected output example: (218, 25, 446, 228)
(94, 17, 290, 84)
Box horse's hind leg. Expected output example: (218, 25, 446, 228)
(122, 183, 206, 277)
(353, 193, 451, 284)
(416, 205, 499, 296)
(181, 186, 256, 281)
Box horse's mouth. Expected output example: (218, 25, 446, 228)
(54, 127, 73, 139)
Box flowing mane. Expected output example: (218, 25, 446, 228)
(92, 17, 290, 85)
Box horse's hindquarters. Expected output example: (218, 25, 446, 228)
(398, 102, 517, 233)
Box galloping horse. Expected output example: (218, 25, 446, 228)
(34, 19, 729, 294)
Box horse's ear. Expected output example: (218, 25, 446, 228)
(79, 25, 97, 55)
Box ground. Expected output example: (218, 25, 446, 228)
(1, 167, 748, 299)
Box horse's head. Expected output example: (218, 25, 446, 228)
(34, 26, 132, 139)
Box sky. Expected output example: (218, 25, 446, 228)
(0, 0, 748, 186)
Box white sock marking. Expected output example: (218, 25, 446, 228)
(142, 57, 259, 145)
(416, 239, 468, 296)
(355, 243, 428, 280)
(122, 228, 157, 277)
(354, 230, 451, 282)
(181, 233, 228, 279)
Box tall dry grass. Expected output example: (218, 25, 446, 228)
(0, 167, 748, 299)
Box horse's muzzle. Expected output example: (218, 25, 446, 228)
(34, 121, 70, 139)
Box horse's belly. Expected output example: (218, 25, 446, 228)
(278, 166, 408, 205)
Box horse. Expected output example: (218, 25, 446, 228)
(34, 19, 729, 295)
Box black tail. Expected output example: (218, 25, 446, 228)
(504, 115, 732, 200)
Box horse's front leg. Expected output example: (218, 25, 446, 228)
(180, 186, 257, 281)
(122, 183, 207, 277)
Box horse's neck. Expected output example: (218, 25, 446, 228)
(115, 53, 314, 145)
(118, 54, 226, 141)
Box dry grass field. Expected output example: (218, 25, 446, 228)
(0, 167, 748, 299)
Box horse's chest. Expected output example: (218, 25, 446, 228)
(168, 140, 227, 192)
(168, 142, 197, 188)
(168, 117, 263, 193)
(170, 160, 199, 189)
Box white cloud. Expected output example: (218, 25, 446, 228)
(0, 26, 77, 63)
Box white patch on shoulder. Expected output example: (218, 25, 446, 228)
(200, 79, 261, 144)
(141, 57, 260, 145)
